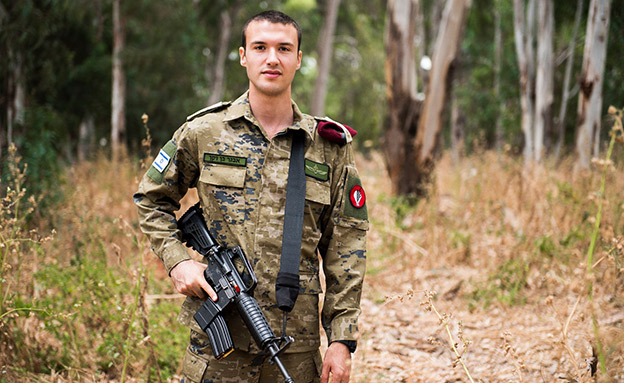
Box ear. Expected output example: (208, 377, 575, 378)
(239, 47, 247, 67)
(296, 50, 302, 70)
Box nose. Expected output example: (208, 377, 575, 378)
(266, 47, 279, 65)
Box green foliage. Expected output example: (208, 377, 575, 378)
(147, 300, 188, 379)
(12, 108, 65, 204)
(2, 0, 624, 162)
(468, 258, 529, 310)
(387, 194, 421, 229)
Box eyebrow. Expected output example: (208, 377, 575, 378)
(250, 41, 295, 47)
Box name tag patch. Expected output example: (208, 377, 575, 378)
(204, 153, 247, 167)
(305, 159, 329, 182)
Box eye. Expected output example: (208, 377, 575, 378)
(253, 45, 265, 51)
(279, 46, 291, 52)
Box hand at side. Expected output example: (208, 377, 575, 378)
(321, 341, 352, 383)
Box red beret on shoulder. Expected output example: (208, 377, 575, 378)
(316, 118, 357, 145)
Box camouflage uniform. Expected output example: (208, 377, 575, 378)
(134, 92, 368, 382)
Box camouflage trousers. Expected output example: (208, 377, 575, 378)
(181, 330, 322, 383)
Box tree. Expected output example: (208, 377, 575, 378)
(534, 0, 554, 162)
(415, 0, 471, 188)
(310, 0, 341, 116)
(383, 0, 471, 196)
(111, 0, 127, 161)
(207, 0, 242, 106)
(513, 0, 537, 162)
(383, 0, 422, 196)
(1, 2, 25, 152)
(494, 0, 504, 153)
(555, 0, 584, 158)
(576, 0, 611, 169)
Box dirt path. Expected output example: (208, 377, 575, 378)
(349, 265, 622, 383)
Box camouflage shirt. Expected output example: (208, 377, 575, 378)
(134, 92, 368, 353)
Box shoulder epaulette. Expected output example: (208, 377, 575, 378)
(314, 116, 358, 146)
(186, 101, 232, 122)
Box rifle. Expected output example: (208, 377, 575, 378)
(178, 203, 295, 383)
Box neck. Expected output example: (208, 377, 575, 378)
(248, 88, 294, 139)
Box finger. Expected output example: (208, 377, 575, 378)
(201, 280, 218, 301)
(332, 368, 346, 383)
(194, 287, 208, 300)
(320, 362, 330, 383)
(338, 369, 350, 383)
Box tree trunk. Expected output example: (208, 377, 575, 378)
(7, 40, 25, 148)
(111, 0, 126, 161)
(534, 0, 554, 162)
(78, 115, 95, 162)
(415, 0, 471, 174)
(207, 0, 242, 106)
(415, 0, 427, 91)
(555, 0, 583, 158)
(310, 0, 341, 116)
(0, 2, 6, 158)
(576, 0, 611, 170)
(450, 73, 465, 166)
(513, 0, 537, 163)
(383, 0, 422, 196)
(494, 0, 503, 153)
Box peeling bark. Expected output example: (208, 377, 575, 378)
(576, 0, 611, 169)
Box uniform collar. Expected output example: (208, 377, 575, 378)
(224, 91, 316, 142)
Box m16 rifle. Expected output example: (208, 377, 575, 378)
(178, 203, 295, 383)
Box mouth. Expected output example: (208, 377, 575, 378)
(261, 69, 282, 78)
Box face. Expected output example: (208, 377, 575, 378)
(239, 20, 302, 98)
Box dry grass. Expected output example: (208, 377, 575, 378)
(1, 126, 623, 382)
(354, 138, 624, 382)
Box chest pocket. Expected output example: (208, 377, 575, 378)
(199, 165, 246, 188)
(300, 179, 330, 274)
(198, 165, 247, 226)
(304, 179, 330, 223)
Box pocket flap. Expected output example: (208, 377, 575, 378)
(181, 346, 208, 383)
(305, 180, 330, 205)
(200, 165, 246, 188)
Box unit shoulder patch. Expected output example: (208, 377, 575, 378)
(186, 101, 232, 122)
(342, 170, 368, 221)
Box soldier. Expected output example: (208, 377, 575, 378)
(134, 10, 368, 383)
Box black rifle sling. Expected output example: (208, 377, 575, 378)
(275, 129, 306, 313)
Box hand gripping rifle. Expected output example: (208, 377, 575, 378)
(178, 203, 295, 383)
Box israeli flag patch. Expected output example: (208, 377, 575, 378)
(153, 149, 171, 173)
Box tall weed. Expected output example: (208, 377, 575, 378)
(1, 146, 185, 382)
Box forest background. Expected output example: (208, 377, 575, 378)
(1, 0, 623, 382)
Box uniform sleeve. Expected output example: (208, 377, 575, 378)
(133, 123, 200, 274)
(318, 143, 368, 346)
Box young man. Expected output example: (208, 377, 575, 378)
(134, 10, 368, 383)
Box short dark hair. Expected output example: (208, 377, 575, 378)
(241, 10, 302, 51)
